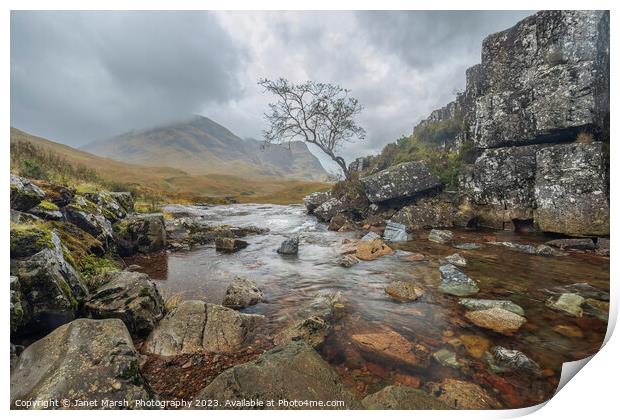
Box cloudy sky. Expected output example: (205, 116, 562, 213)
(11, 10, 533, 170)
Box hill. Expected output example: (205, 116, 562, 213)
(10, 128, 330, 206)
(82, 116, 328, 181)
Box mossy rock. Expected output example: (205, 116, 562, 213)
(10, 223, 54, 259)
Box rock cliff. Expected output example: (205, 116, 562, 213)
(344, 10, 610, 237)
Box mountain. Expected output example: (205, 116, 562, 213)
(10, 127, 330, 204)
(81, 116, 328, 181)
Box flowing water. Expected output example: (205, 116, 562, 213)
(125, 203, 609, 408)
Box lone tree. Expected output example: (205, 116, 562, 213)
(259, 78, 365, 180)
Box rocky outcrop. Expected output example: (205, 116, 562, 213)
(473, 11, 609, 148)
(10, 230, 87, 334)
(360, 161, 441, 204)
(195, 341, 360, 409)
(303, 191, 331, 214)
(10, 276, 29, 333)
(143, 301, 264, 356)
(390, 197, 457, 231)
(84, 191, 131, 222)
(114, 214, 167, 256)
(10, 174, 45, 211)
(83, 271, 165, 338)
(534, 142, 609, 236)
(64, 196, 114, 246)
(10, 318, 154, 409)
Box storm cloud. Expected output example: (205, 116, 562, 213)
(11, 10, 533, 170)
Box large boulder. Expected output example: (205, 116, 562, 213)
(195, 341, 360, 409)
(10, 230, 87, 334)
(362, 385, 449, 410)
(83, 271, 165, 338)
(360, 161, 441, 203)
(472, 11, 609, 148)
(534, 142, 609, 236)
(143, 301, 264, 356)
(303, 191, 331, 214)
(222, 276, 264, 309)
(10, 318, 154, 409)
(10, 174, 45, 211)
(277, 236, 299, 255)
(114, 214, 167, 256)
(64, 196, 114, 246)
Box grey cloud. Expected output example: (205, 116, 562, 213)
(11, 10, 533, 168)
(11, 11, 245, 146)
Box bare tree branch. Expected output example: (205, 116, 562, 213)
(259, 78, 365, 179)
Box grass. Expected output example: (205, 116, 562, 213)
(11, 127, 331, 205)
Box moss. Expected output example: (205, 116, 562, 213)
(75, 183, 100, 194)
(10, 222, 55, 258)
(79, 254, 121, 280)
(35, 199, 60, 211)
(57, 277, 78, 309)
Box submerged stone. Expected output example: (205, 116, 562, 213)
(445, 253, 467, 267)
(385, 280, 424, 301)
(428, 229, 453, 244)
(465, 307, 526, 335)
(427, 379, 501, 409)
(545, 293, 585, 317)
(582, 298, 609, 321)
(458, 298, 525, 316)
(459, 334, 491, 359)
(433, 348, 460, 369)
(487, 346, 542, 376)
(352, 330, 430, 368)
(438, 264, 479, 296)
(362, 385, 450, 410)
(454, 242, 481, 250)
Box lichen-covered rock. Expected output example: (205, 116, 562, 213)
(222, 276, 264, 309)
(303, 191, 331, 214)
(438, 264, 479, 296)
(534, 142, 609, 236)
(10, 318, 154, 409)
(472, 11, 609, 148)
(313, 197, 346, 222)
(144, 301, 265, 356)
(433, 348, 460, 369)
(83, 271, 165, 338)
(360, 161, 441, 203)
(10, 174, 45, 211)
(32, 180, 75, 207)
(10, 231, 87, 334)
(362, 386, 449, 410)
(465, 307, 526, 335)
(215, 237, 248, 253)
(460, 146, 539, 228)
(390, 198, 457, 230)
(458, 298, 524, 316)
(84, 191, 132, 221)
(277, 236, 299, 255)
(64, 196, 114, 245)
(10, 223, 55, 259)
(196, 341, 360, 409)
(10, 210, 40, 224)
(114, 214, 167, 256)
